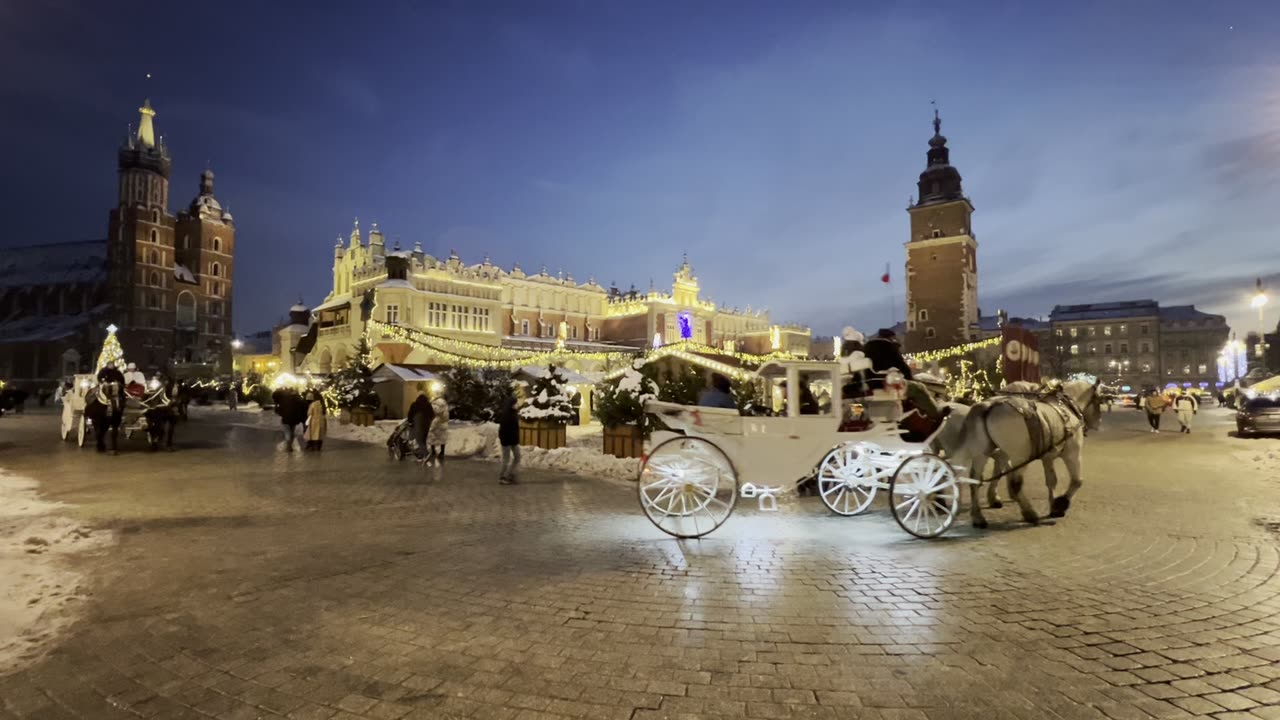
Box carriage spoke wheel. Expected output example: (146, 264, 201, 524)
(817, 445, 878, 516)
(889, 453, 959, 539)
(638, 436, 738, 539)
(77, 416, 87, 448)
(389, 444, 404, 461)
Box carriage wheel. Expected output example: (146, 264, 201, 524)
(77, 415, 87, 448)
(889, 453, 960, 539)
(389, 444, 404, 461)
(817, 445, 878, 516)
(638, 436, 738, 539)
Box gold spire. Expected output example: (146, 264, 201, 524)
(136, 98, 157, 148)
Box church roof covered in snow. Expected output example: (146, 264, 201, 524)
(0, 240, 107, 290)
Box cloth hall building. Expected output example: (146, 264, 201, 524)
(299, 222, 810, 374)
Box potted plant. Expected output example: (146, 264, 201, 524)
(594, 361, 657, 459)
(518, 365, 574, 449)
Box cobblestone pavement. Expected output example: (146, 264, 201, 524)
(0, 406, 1278, 720)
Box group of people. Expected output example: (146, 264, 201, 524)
(272, 387, 327, 451)
(406, 391, 451, 466)
(1141, 389, 1199, 434)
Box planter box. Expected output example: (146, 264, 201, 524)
(519, 419, 567, 450)
(603, 424, 644, 459)
(349, 408, 375, 427)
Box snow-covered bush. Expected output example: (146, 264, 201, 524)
(594, 361, 657, 427)
(519, 365, 574, 423)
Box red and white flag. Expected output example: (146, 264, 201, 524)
(880, 263, 890, 284)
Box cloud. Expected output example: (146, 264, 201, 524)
(1200, 130, 1280, 196)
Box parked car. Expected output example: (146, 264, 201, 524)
(1117, 394, 1139, 409)
(1236, 395, 1280, 437)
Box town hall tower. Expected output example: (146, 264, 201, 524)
(903, 111, 978, 353)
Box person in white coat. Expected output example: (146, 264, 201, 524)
(1173, 390, 1198, 434)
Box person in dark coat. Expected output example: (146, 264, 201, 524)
(273, 388, 308, 451)
(97, 362, 126, 386)
(863, 329, 913, 381)
(698, 373, 737, 409)
(497, 395, 521, 484)
(407, 392, 434, 459)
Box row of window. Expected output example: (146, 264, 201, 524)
(1055, 324, 1149, 338)
(1062, 341, 1153, 355)
(512, 319, 600, 340)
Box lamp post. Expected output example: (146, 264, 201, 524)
(231, 338, 243, 351)
(1251, 278, 1268, 330)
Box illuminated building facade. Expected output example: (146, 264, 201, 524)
(303, 225, 811, 373)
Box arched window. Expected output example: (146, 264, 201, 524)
(925, 327, 936, 339)
(149, 271, 159, 287)
(151, 209, 159, 223)
(177, 291, 197, 326)
(918, 309, 929, 322)
(213, 237, 222, 252)
(211, 262, 221, 277)
(149, 250, 158, 265)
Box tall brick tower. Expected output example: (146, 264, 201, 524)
(903, 110, 978, 353)
(175, 168, 235, 365)
(107, 98, 176, 368)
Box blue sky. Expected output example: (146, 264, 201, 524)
(2, 0, 1278, 338)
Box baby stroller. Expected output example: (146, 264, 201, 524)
(386, 418, 415, 460)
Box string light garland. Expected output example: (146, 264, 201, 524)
(601, 341, 799, 381)
(368, 320, 637, 370)
(905, 336, 1000, 364)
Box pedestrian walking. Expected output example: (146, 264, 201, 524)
(498, 395, 520, 484)
(408, 392, 434, 460)
(1142, 391, 1168, 433)
(426, 393, 449, 465)
(305, 390, 327, 450)
(1173, 390, 1198, 434)
(227, 377, 239, 411)
(274, 388, 308, 451)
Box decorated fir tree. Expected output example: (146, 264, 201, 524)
(95, 324, 125, 373)
(331, 337, 380, 410)
(594, 361, 657, 428)
(518, 365, 574, 424)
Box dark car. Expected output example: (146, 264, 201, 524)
(1236, 396, 1280, 437)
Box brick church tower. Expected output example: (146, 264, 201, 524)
(105, 99, 235, 370)
(903, 111, 978, 353)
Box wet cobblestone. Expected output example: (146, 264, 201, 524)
(0, 407, 1277, 719)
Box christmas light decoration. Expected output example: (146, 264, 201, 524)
(905, 336, 1000, 364)
(95, 324, 126, 373)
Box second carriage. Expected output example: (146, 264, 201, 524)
(638, 359, 977, 539)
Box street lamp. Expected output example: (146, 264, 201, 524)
(1252, 277, 1268, 329)
(231, 338, 243, 351)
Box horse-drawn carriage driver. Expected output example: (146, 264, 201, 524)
(840, 327, 946, 437)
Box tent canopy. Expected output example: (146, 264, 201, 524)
(372, 363, 441, 383)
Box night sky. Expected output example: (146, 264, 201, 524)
(3, 1, 1278, 339)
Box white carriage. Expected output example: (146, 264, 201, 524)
(638, 359, 976, 539)
(62, 375, 168, 448)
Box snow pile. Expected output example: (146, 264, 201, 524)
(203, 404, 638, 482)
(0, 469, 111, 674)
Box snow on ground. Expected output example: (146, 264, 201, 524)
(192, 405, 641, 482)
(0, 469, 111, 674)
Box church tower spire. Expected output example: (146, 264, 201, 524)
(136, 98, 157, 148)
(915, 109, 965, 206)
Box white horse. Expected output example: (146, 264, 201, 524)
(945, 380, 1102, 528)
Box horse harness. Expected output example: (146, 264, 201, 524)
(982, 388, 1086, 483)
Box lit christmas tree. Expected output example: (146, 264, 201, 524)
(95, 324, 125, 373)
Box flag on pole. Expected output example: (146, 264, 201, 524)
(880, 263, 890, 284)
